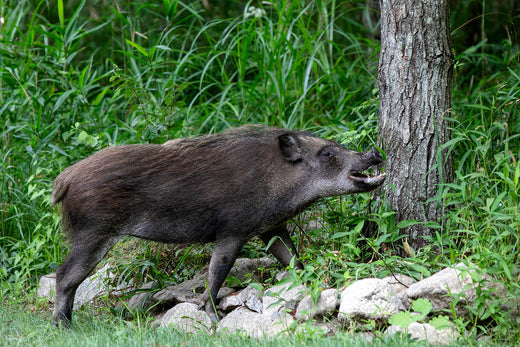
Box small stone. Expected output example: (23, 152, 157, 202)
(295, 288, 339, 321)
(217, 307, 273, 338)
(338, 278, 405, 324)
(158, 303, 212, 334)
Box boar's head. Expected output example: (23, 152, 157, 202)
(278, 133, 386, 199)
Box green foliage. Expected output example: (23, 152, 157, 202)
(0, 0, 519, 344)
(389, 298, 453, 335)
(0, 0, 379, 289)
(389, 298, 433, 328)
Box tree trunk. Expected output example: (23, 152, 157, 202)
(377, 0, 454, 252)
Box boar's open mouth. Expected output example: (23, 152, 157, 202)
(348, 171, 386, 187)
(348, 147, 386, 188)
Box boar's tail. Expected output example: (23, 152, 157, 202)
(51, 173, 74, 237)
(51, 174, 70, 204)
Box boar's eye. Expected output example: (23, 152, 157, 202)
(319, 148, 334, 160)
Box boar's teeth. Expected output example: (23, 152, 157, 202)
(348, 172, 368, 181)
(348, 171, 386, 184)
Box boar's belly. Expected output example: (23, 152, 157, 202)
(122, 214, 220, 244)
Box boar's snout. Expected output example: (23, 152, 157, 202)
(361, 147, 384, 166)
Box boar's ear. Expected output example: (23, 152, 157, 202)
(278, 133, 302, 163)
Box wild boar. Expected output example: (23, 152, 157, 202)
(51, 125, 385, 326)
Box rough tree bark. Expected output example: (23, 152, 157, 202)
(376, 0, 454, 252)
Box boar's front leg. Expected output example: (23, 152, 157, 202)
(202, 237, 247, 321)
(260, 224, 303, 270)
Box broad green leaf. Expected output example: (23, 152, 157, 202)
(388, 311, 413, 328)
(411, 298, 432, 317)
(77, 131, 88, 143)
(429, 315, 452, 330)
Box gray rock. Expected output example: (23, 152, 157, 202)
(387, 322, 460, 345)
(217, 287, 235, 299)
(338, 278, 405, 324)
(245, 295, 263, 313)
(275, 270, 290, 282)
(74, 264, 130, 307)
(153, 275, 206, 306)
(152, 257, 273, 306)
(158, 302, 212, 334)
(219, 291, 243, 312)
(271, 311, 296, 335)
(38, 264, 132, 308)
(382, 273, 415, 300)
(295, 288, 339, 321)
(220, 286, 263, 313)
(126, 281, 160, 316)
(216, 307, 273, 338)
(153, 282, 234, 308)
(402, 262, 506, 318)
(37, 273, 56, 301)
(263, 281, 308, 321)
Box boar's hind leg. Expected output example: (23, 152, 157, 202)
(260, 224, 303, 270)
(202, 237, 247, 321)
(53, 236, 118, 327)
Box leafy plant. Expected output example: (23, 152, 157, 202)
(389, 298, 451, 330)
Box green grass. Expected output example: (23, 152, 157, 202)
(1, 0, 519, 344)
(0, 298, 501, 347)
(0, 299, 416, 347)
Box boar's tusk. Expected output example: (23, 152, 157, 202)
(349, 172, 386, 186)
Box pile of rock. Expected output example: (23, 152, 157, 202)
(38, 259, 511, 344)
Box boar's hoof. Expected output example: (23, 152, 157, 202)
(197, 297, 220, 323)
(53, 318, 72, 329)
(208, 312, 219, 323)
